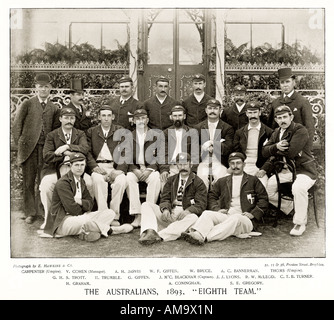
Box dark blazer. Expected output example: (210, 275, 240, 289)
(44, 170, 94, 236)
(160, 124, 199, 173)
(233, 123, 274, 172)
(143, 95, 180, 130)
(268, 91, 315, 142)
(66, 101, 93, 133)
(208, 172, 268, 224)
(194, 119, 234, 168)
(159, 172, 207, 216)
(12, 96, 60, 165)
(86, 124, 130, 173)
(221, 103, 249, 131)
(262, 121, 317, 180)
(41, 127, 89, 178)
(182, 93, 214, 127)
(108, 96, 143, 130)
(128, 128, 164, 172)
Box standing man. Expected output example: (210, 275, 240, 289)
(267, 67, 315, 141)
(86, 105, 130, 224)
(232, 101, 273, 187)
(12, 73, 60, 224)
(222, 84, 249, 131)
(262, 105, 317, 236)
(182, 152, 268, 245)
(108, 76, 143, 130)
(143, 76, 179, 130)
(160, 105, 199, 191)
(39, 107, 93, 229)
(126, 109, 162, 228)
(138, 152, 207, 245)
(67, 78, 93, 132)
(195, 99, 234, 190)
(182, 73, 214, 127)
(40, 153, 129, 241)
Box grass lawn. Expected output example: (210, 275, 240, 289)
(10, 195, 326, 258)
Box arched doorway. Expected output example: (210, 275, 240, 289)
(142, 8, 210, 101)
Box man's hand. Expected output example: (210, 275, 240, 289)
(93, 166, 107, 175)
(218, 208, 228, 214)
(160, 171, 169, 183)
(202, 140, 213, 152)
(177, 210, 192, 220)
(276, 140, 289, 152)
(242, 212, 254, 219)
(105, 170, 124, 183)
(54, 144, 69, 155)
(140, 169, 152, 181)
(256, 169, 266, 178)
(161, 209, 171, 223)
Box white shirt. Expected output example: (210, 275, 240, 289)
(236, 103, 245, 113)
(136, 130, 147, 165)
(74, 176, 82, 200)
(194, 92, 204, 103)
(156, 95, 167, 104)
(230, 175, 243, 214)
(208, 120, 219, 140)
(62, 129, 72, 144)
(171, 128, 184, 162)
(284, 90, 294, 98)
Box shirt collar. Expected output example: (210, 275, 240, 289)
(247, 123, 261, 131)
(284, 90, 294, 98)
(38, 97, 48, 104)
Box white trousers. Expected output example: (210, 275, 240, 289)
(126, 171, 161, 214)
(91, 171, 127, 220)
(192, 210, 253, 242)
(197, 160, 227, 190)
(56, 208, 115, 237)
(243, 163, 268, 187)
(40, 172, 94, 222)
(267, 172, 316, 225)
(140, 202, 198, 241)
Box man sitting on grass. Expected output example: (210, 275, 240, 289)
(38, 153, 132, 241)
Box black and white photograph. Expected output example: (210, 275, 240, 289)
(2, 0, 333, 301)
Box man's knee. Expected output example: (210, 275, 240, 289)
(114, 174, 127, 187)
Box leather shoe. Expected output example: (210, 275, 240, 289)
(138, 229, 162, 245)
(25, 216, 35, 224)
(181, 231, 205, 245)
(78, 221, 101, 242)
(290, 224, 306, 236)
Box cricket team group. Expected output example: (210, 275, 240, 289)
(12, 67, 317, 246)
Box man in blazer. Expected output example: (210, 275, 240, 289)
(40, 153, 129, 241)
(262, 105, 317, 236)
(182, 152, 268, 245)
(194, 99, 234, 190)
(143, 76, 179, 130)
(126, 109, 163, 227)
(66, 78, 93, 133)
(86, 105, 131, 226)
(12, 73, 60, 223)
(232, 101, 274, 187)
(107, 76, 143, 130)
(267, 68, 315, 142)
(182, 73, 214, 127)
(159, 105, 199, 191)
(138, 152, 207, 245)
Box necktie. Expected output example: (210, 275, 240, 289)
(76, 182, 80, 190)
(41, 101, 46, 109)
(65, 133, 71, 142)
(177, 179, 185, 201)
(121, 100, 124, 105)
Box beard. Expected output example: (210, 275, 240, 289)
(174, 120, 183, 128)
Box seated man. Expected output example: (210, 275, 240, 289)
(39, 107, 94, 229)
(182, 152, 268, 245)
(86, 105, 130, 222)
(262, 105, 317, 236)
(39, 153, 132, 241)
(126, 109, 162, 228)
(138, 152, 207, 245)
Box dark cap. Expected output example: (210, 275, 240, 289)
(277, 67, 295, 81)
(274, 105, 293, 116)
(207, 99, 221, 108)
(171, 105, 186, 113)
(156, 76, 169, 84)
(99, 105, 112, 113)
(233, 84, 247, 93)
(246, 101, 261, 111)
(119, 76, 133, 84)
(69, 79, 84, 93)
(192, 73, 205, 82)
(60, 107, 76, 117)
(175, 152, 191, 163)
(133, 109, 148, 118)
(35, 73, 51, 85)
(69, 152, 86, 163)
(228, 152, 246, 162)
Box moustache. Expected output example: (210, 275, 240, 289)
(65, 123, 73, 126)
(250, 117, 258, 120)
(209, 112, 217, 115)
(173, 120, 183, 127)
(179, 169, 189, 173)
(280, 122, 287, 126)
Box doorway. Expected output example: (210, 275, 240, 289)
(143, 8, 209, 101)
